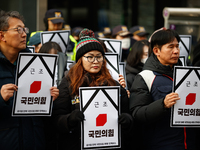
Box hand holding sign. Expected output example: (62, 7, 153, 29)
(50, 86, 59, 101)
(118, 74, 126, 88)
(68, 109, 84, 127)
(1, 84, 18, 101)
(164, 92, 180, 108)
(118, 113, 133, 129)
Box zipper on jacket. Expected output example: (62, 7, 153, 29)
(184, 127, 187, 149)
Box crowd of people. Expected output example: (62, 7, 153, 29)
(0, 8, 200, 150)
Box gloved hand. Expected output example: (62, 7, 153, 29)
(68, 109, 84, 127)
(118, 113, 133, 129)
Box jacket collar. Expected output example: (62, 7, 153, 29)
(0, 47, 31, 60)
(143, 53, 182, 78)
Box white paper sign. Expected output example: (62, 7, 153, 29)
(66, 60, 74, 70)
(79, 86, 121, 150)
(105, 53, 119, 82)
(99, 38, 122, 62)
(179, 55, 186, 66)
(27, 46, 35, 53)
(171, 66, 200, 127)
(119, 62, 127, 89)
(12, 53, 58, 116)
(40, 30, 70, 53)
(179, 35, 192, 66)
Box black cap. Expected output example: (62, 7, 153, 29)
(94, 31, 105, 38)
(72, 27, 84, 36)
(112, 25, 132, 37)
(45, 9, 64, 24)
(130, 26, 149, 36)
(102, 27, 111, 36)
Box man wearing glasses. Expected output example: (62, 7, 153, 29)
(0, 10, 59, 150)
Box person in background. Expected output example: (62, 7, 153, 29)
(71, 26, 83, 42)
(192, 40, 200, 66)
(39, 41, 68, 86)
(29, 9, 76, 61)
(39, 41, 67, 150)
(29, 8, 65, 38)
(102, 27, 112, 38)
(64, 24, 71, 31)
(125, 40, 149, 90)
(129, 29, 197, 150)
(191, 39, 200, 150)
(39, 41, 62, 54)
(112, 25, 132, 62)
(0, 10, 59, 150)
(68, 26, 83, 61)
(28, 32, 42, 53)
(53, 28, 133, 150)
(43, 9, 64, 31)
(94, 31, 105, 38)
(129, 25, 149, 47)
(125, 39, 149, 150)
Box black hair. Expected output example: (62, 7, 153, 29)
(39, 41, 62, 53)
(127, 39, 149, 67)
(149, 29, 180, 56)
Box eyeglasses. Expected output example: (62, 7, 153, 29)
(83, 55, 104, 63)
(2, 27, 29, 34)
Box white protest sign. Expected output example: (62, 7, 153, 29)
(40, 30, 70, 53)
(99, 38, 122, 62)
(12, 53, 58, 116)
(79, 86, 121, 150)
(171, 66, 200, 127)
(179, 35, 192, 65)
(179, 55, 186, 66)
(119, 62, 127, 90)
(27, 46, 35, 53)
(66, 60, 74, 70)
(105, 53, 119, 82)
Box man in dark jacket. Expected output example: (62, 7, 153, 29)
(0, 10, 59, 150)
(130, 29, 197, 150)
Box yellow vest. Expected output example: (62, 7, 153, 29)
(69, 35, 77, 61)
(27, 31, 43, 45)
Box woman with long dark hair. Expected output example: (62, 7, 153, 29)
(125, 40, 149, 90)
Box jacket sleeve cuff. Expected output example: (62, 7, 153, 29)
(162, 97, 169, 110)
(0, 94, 10, 110)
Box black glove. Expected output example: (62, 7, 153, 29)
(68, 109, 84, 127)
(118, 113, 133, 129)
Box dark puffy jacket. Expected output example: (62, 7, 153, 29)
(130, 53, 197, 150)
(53, 74, 131, 150)
(0, 48, 45, 150)
(125, 63, 143, 90)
